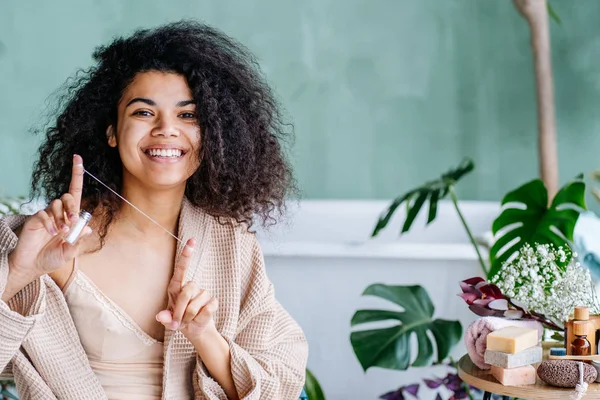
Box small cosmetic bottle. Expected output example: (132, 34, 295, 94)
(572, 306, 595, 355)
(571, 320, 591, 357)
(574, 306, 590, 322)
(64, 210, 92, 245)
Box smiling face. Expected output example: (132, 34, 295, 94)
(108, 71, 202, 192)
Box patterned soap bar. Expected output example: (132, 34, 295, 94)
(484, 345, 542, 368)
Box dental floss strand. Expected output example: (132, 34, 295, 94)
(77, 166, 201, 297)
(79, 166, 184, 244)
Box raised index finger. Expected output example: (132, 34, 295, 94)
(169, 238, 196, 291)
(69, 154, 84, 211)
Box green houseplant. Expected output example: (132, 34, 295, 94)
(0, 197, 25, 217)
(350, 158, 587, 399)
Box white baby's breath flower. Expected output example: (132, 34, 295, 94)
(493, 243, 600, 323)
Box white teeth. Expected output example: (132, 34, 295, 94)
(147, 148, 183, 158)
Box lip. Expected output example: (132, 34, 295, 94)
(144, 152, 184, 164)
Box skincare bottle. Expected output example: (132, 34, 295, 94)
(571, 320, 591, 357)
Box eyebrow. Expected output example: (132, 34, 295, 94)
(126, 97, 155, 108)
(125, 97, 195, 108)
(176, 100, 195, 107)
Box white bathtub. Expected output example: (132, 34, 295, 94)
(256, 199, 501, 400)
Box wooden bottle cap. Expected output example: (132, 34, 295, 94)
(575, 306, 590, 321)
(573, 320, 589, 336)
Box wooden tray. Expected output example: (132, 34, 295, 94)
(458, 354, 600, 399)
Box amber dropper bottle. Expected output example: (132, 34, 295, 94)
(571, 320, 591, 357)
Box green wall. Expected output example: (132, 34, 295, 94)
(1, 0, 599, 204)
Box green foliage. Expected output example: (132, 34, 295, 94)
(0, 380, 18, 400)
(488, 178, 586, 279)
(305, 368, 326, 400)
(371, 158, 474, 237)
(590, 170, 600, 204)
(547, 2, 561, 25)
(0, 196, 25, 217)
(350, 284, 462, 372)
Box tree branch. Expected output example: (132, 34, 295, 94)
(513, 0, 559, 200)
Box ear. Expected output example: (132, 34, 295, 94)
(107, 125, 117, 148)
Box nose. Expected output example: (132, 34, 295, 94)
(151, 115, 180, 138)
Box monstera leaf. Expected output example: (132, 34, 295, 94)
(488, 178, 586, 279)
(350, 284, 462, 371)
(372, 158, 474, 237)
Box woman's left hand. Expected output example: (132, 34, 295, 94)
(156, 238, 219, 340)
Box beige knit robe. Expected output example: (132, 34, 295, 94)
(0, 198, 308, 399)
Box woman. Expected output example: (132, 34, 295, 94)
(0, 20, 307, 399)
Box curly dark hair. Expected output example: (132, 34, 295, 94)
(31, 20, 296, 240)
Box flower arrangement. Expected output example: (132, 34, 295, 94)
(492, 243, 600, 325)
(459, 243, 600, 332)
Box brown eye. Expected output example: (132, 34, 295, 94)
(133, 110, 153, 117)
(179, 112, 196, 119)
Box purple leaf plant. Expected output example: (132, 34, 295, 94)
(458, 276, 563, 331)
(379, 383, 419, 400)
(379, 364, 506, 400)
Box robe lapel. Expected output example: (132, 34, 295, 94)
(161, 198, 209, 399)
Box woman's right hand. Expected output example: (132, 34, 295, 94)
(7, 154, 92, 286)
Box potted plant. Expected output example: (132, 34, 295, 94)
(350, 157, 588, 399)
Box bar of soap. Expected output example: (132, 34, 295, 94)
(485, 345, 542, 368)
(491, 364, 537, 386)
(486, 326, 539, 354)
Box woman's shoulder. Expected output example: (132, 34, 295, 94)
(204, 213, 258, 248)
(183, 202, 267, 293)
(182, 199, 257, 247)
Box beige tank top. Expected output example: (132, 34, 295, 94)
(63, 262, 164, 399)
